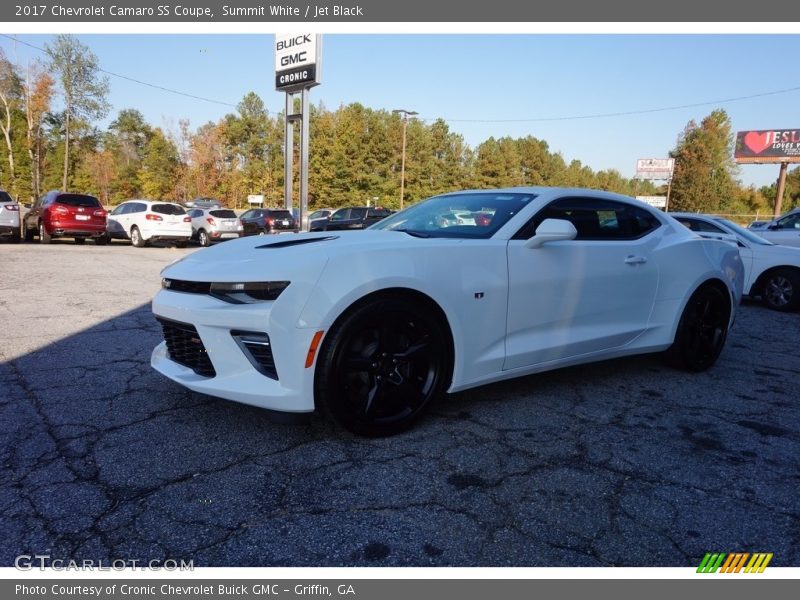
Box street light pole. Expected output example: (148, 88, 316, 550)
(392, 109, 417, 210)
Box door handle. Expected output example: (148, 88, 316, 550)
(624, 255, 648, 265)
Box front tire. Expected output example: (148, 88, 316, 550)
(74, 237, 86, 244)
(10, 228, 20, 243)
(666, 284, 730, 372)
(130, 226, 145, 248)
(198, 229, 210, 247)
(315, 296, 451, 437)
(94, 234, 110, 246)
(23, 222, 34, 242)
(761, 268, 800, 312)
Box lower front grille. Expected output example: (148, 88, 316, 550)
(156, 317, 216, 377)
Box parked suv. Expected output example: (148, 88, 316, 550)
(23, 191, 108, 244)
(106, 200, 192, 248)
(0, 190, 20, 243)
(240, 208, 298, 235)
(187, 207, 243, 246)
(311, 206, 392, 231)
(186, 197, 223, 209)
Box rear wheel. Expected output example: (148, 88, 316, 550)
(761, 268, 800, 312)
(130, 226, 145, 248)
(666, 284, 730, 372)
(23, 222, 34, 242)
(38, 222, 51, 244)
(198, 229, 210, 247)
(315, 296, 451, 437)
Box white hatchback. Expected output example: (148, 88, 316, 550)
(106, 200, 192, 248)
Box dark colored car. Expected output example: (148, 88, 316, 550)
(23, 191, 108, 244)
(240, 208, 298, 235)
(310, 207, 392, 232)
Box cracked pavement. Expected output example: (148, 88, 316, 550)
(0, 242, 798, 566)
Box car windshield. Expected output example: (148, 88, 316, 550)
(210, 209, 237, 219)
(56, 194, 101, 208)
(370, 192, 537, 239)
(152, 203, 186, 215)
(715, 218, 775, 246)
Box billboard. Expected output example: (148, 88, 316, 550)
(636, 158, 674, 180)
(275, 34, 321, 91)
(734, 129, 800, 163)
(636, 196, 667, 208)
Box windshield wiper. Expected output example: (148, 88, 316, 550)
(393, 228, 432, 238)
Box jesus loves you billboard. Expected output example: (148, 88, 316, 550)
(734, 128, 800, 163)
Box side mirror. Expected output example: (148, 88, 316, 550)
(525, 218, 578, 249)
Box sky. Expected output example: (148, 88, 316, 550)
(1, 33, 799, 188)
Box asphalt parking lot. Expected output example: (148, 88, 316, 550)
(0, 241, 798, 567)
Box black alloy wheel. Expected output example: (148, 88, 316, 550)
(316, 297, 450, 436)
(762, 269, 800, 312)
(667, 284, 730, 372)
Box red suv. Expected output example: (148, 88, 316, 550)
(23, 191, 109, 244)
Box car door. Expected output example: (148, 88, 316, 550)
(504, 197, 661, 370)
(763, 213, 800, 247)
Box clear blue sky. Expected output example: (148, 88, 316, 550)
(2, 33, 799, 187)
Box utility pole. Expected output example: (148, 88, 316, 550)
(392, 109, 417, 210)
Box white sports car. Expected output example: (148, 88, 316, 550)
(672, 212, 800, 311)
(151, 187, 744, 436)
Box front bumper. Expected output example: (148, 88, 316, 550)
(150, 289, 318, 413)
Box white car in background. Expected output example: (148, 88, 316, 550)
(186, 207, 243, 246)
(673, 212, 800, 311)
(151, 187, 743, 436)
(106, 200, 192, 248)
(748, 208, 800, 247)
(0, 190, 20, 243)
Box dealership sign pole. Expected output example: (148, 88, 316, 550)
(734, 128, 800, 217)
(275, 34, 321, 231)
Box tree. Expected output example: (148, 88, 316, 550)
(139, 128, 179, 199)
(22, 60, 54, 201)
(45, 34, 109, 191)
(0, 49, 22, 194)
(669, 109, 739, 213)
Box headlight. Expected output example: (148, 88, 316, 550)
(209, 281, 290, 304)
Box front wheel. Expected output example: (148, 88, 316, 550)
(94, 234, 110, 246)
(761, 268, 800, 312)
(315, 296, 451, 437)
(23, 222, 34, 242)
(665, 284, 730, 372)
(10, 228, 20, 243)
(174, 240, 188, 249)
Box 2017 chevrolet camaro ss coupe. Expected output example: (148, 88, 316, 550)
(151, 188, 744, 436)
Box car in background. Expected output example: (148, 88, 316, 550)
(152, 187, 742, 436)
(185, 197, 222, 209)
(310, 206, 392, 231)
(0, 190, 20, 243)
(673, 212, 800, 311)
(307, 208, 334, 231)
(747, 208, 800, 247)
(748, 220, 770, 230)
(187, 207, 243, 246)
(239, 208, 298, 235)
(22, 191, 108, 245)
(105, 200, 192, 248)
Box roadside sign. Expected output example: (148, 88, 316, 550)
(637, 196, 667, 208)
(636, 158, 674, 180)
(275, 34, 321, 91)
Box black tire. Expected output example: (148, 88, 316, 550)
(666, 284, 730, 372)
(94, 234, 110, 246)
(38, 221, 51, 244)
(10, 227, 20, 243)
(760, 268, 800, 312)
(258, 228, 267, 236)
(174, 240, 188, 249)
(23, 222, 34, 242)
(198, 229, 210, 247)
(74, 237, 86, 244)
(130, 226, 145, 248)
(315, 296, 451, 437)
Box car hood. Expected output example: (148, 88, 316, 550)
(753, 243, 800, 259)
(160, 230, 440, 282)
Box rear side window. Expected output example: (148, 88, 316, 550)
(56, 194, 100, 208)
(0, 191, 12, 203)
(152, 203, 186, 215)
(676, 218, 725, 234)
(368, 208, 391, 218)
(350, 208, 367, 219)
(269, 211, 293, 219)
(210, 210, 237, 218)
